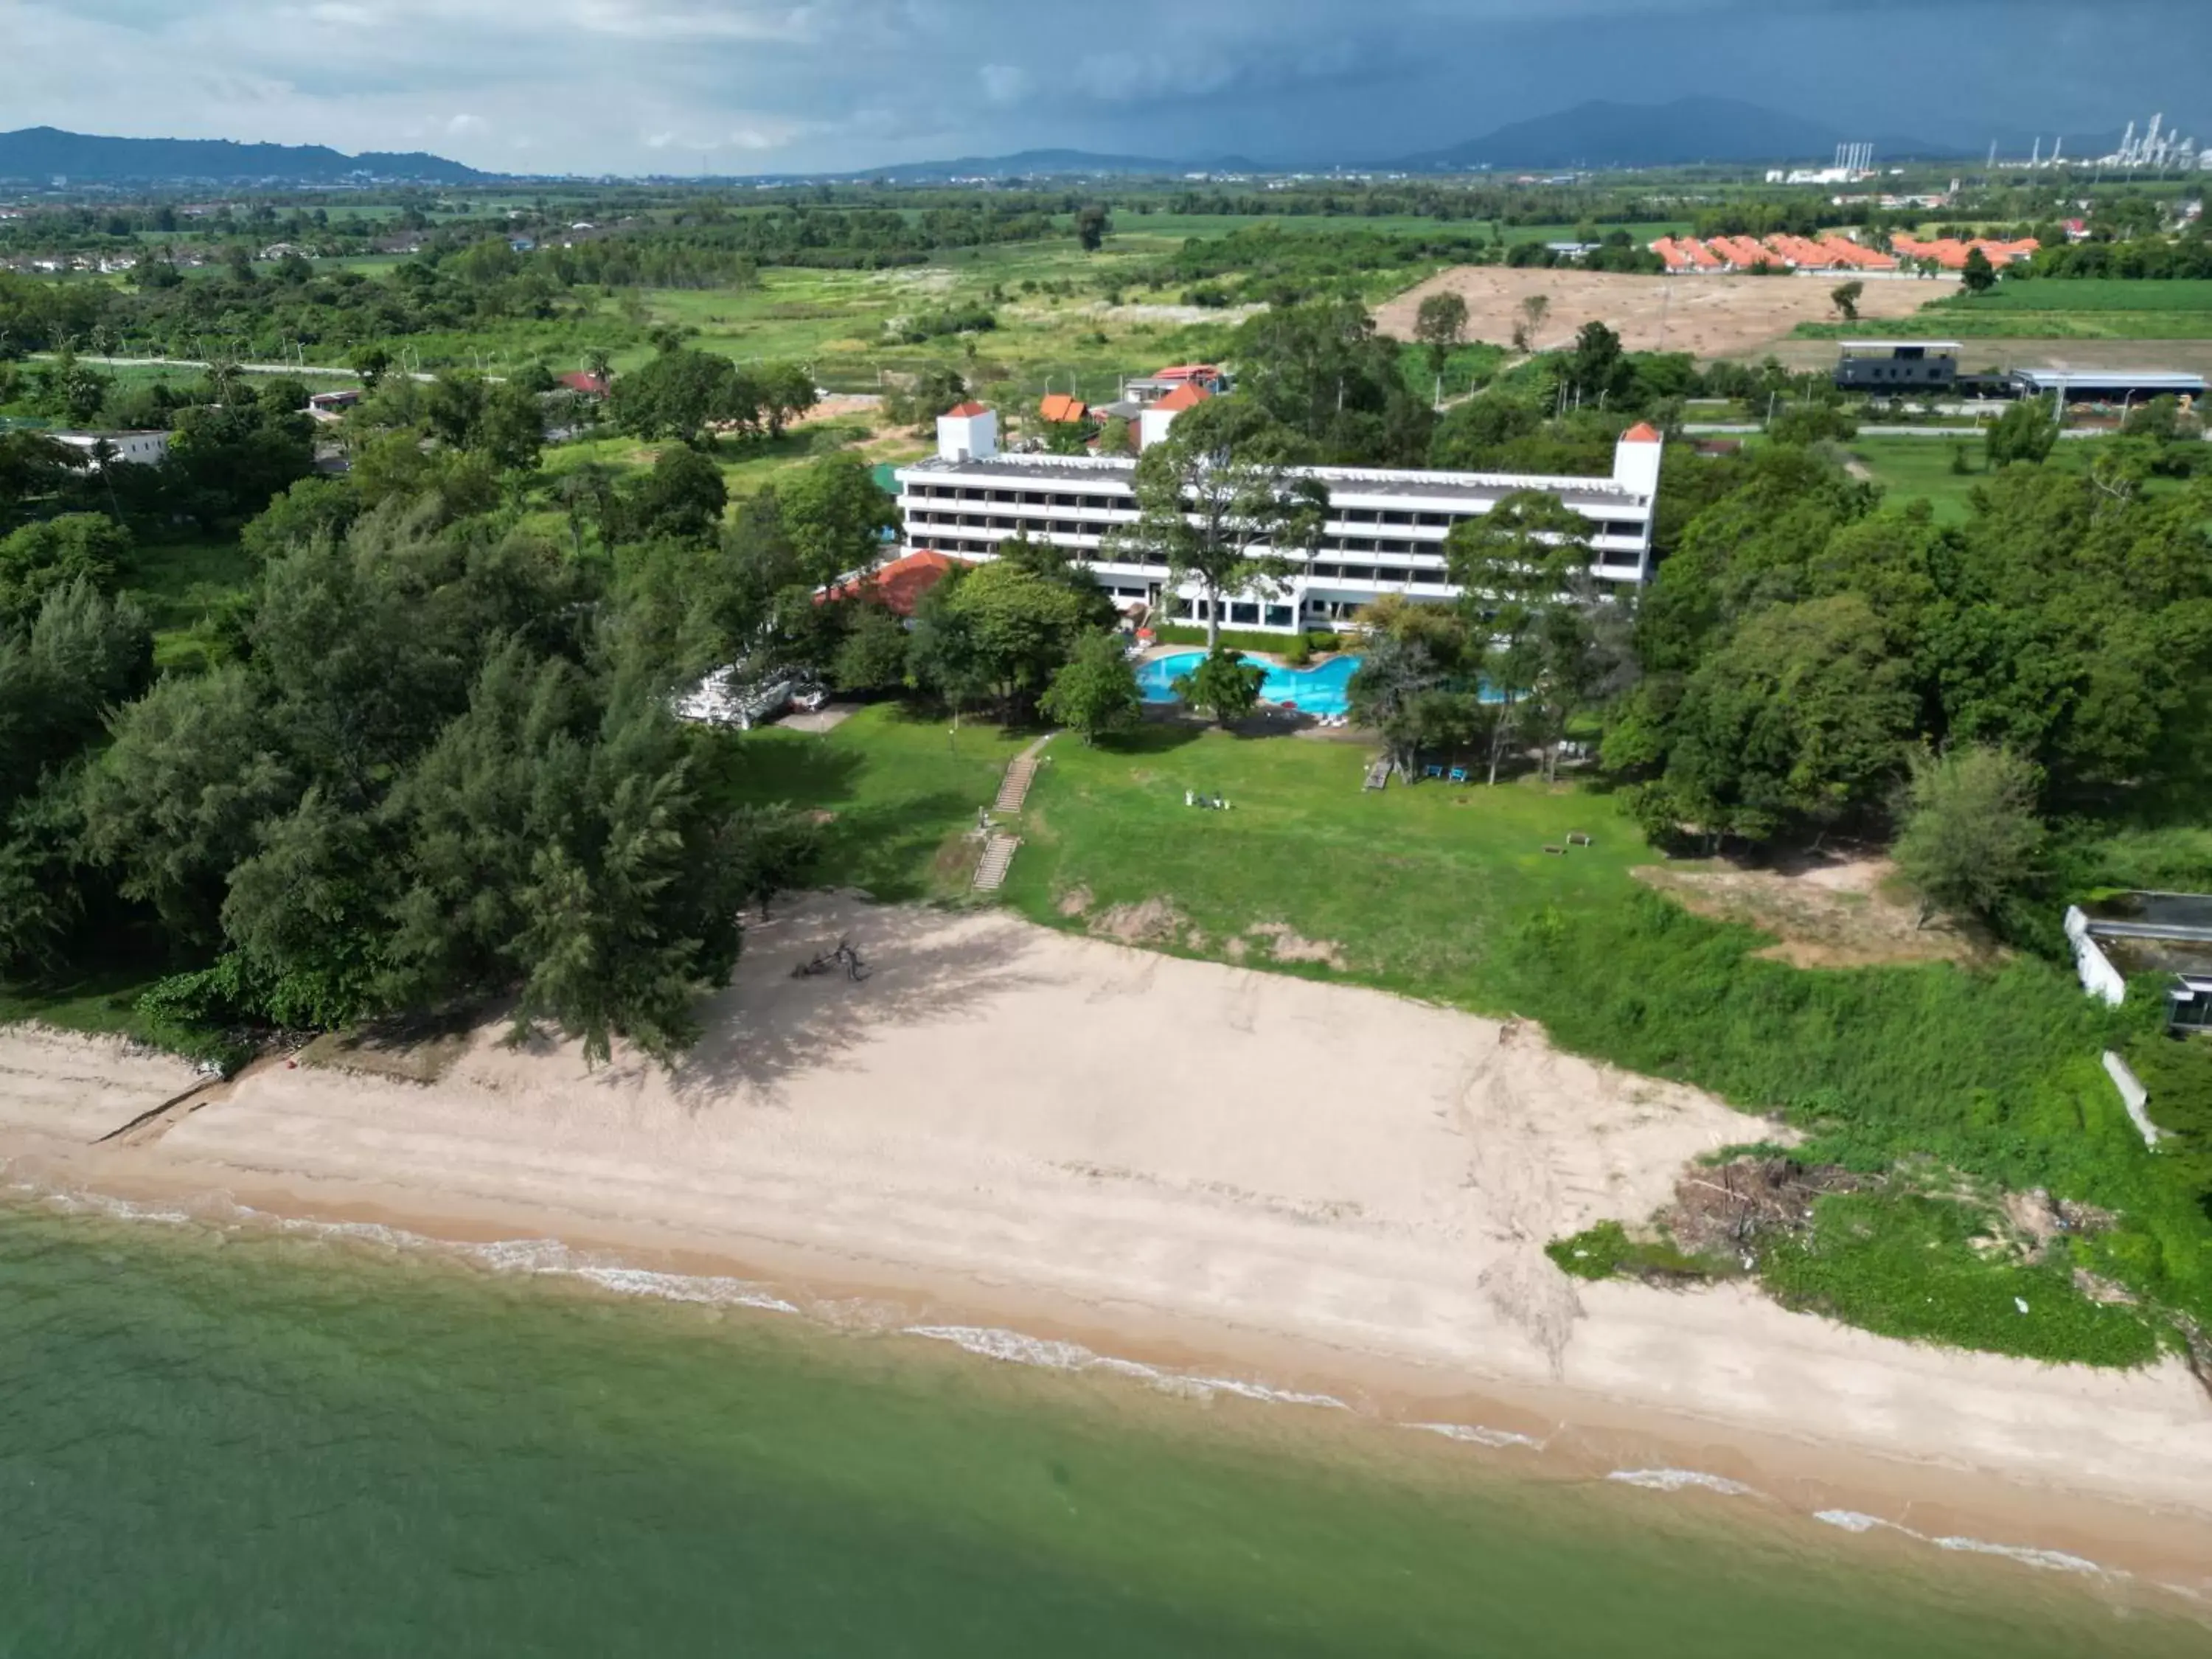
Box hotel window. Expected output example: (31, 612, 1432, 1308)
(1416, 512, 1449, 527)
(1382, 510, 1412, 526)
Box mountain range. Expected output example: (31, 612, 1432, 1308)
(823, 99, 1961, 181)
(0, 100, 1978, 190)
(0, 127, 488, 185)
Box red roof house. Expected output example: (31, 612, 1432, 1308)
(1038, 392, 1089, 425)
(557, 371, 609, 397)
(818, 551, 967, 617)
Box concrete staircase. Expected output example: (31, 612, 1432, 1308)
(994, 742, 1050, 813)
(973, 734, 1055, 892)
(972, 832, 1020, 893)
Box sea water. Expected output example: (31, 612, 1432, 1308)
(1, 1194, 2203, 1658)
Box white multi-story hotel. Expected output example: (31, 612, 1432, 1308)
(891, 396, 1663, 634)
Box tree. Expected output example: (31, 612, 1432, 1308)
(1172, 644, 1266, 727)
(1961, 246, 1997, 294)
(1230, 299, 1432, 463)
(906, 571, 995, 728)
(1829, 279, 1865, 322)
(832, 602, 911, 693)
(1512, 293, 1551, 353)
(1445, 490, 1592, 783)
(1556, 320, 1630, 407)
(1075, 204, 1111, 253)
(939, 557, 1091, 717)
(1891, 744, 2045, 925)
(476, 380, 546, 473)
(1113, 395, 1326, 650)
(778, 451, 896, 587)
(1659, 594, 1918, 846)
(1413, 291, 1470, 379)
(0, 513, 132, 624)
(622, 442, 727, 545)
(349, 344, 393, 389)
(240, 477, 362, 566)
(1986, 396, 2057, 468)
(1346, 596, 1473, 779)
(1039, 630, 1141, 744)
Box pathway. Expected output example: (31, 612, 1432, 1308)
(973, 734, 1055, 891)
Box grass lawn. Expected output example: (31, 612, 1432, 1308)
(710, 703, 1032, 903)
(1848, 435, 2186, 525)
(1003, 724, 1641, 1002)
(116, 535, 257, 670)
(717, 703, 2210, 1366)
(1795, 279, 2212, 341)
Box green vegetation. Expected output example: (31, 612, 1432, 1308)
(1758, 1193, 2160, 1366)
(1545, 1221, 1728, 1283)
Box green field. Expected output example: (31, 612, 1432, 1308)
(1847, 436, 2188, 525)
(720, 706, 2208, 1368)
(1797, 278, 2212, 341)
(632, 257, 1240, 403)
(116, 535, 257, 671)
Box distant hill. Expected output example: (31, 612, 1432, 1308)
(1386, 97, 1957, 170)
(0, 127, 490, 185)
(832, 148, 1244, 182)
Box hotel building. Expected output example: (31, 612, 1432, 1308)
(891, 397, 1663, 633)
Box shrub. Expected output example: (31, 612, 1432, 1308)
(1152, 624, 1303, 655)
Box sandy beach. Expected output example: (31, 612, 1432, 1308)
(5, 896, 2211, 1579)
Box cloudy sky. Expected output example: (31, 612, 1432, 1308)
(7, 0, 2208, 174)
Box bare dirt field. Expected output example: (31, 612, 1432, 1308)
(1375, 268, 1955, 361)
(1633, 854, 1989, 970)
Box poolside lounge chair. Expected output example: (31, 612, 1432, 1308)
(1423, 763, 1443, 779)
(1447, 765, 1469, 783)
(1362, 759, 1390, 791)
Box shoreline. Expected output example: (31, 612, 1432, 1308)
(5, 897, 2212, 1594)
(12, 1146, 2212, 1597)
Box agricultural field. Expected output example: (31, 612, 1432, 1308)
(631, 254, 1242, 406)
(1795, 278, 2212, 341)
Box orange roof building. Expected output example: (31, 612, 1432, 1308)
(1038, 392, 1089, 425)
(818, 550, 967, 616)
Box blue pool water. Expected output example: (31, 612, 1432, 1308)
(1136, 651, 1363, 717)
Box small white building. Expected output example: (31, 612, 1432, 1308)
(892, 399, 1663, 633)
(52, 430, 171, 467)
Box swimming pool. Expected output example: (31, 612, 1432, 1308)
(1135, 650, 1364, 717)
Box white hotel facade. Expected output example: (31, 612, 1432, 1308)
(891, 400, 1664, 633)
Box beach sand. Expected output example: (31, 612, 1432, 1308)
(5, 896, 2211, 1578)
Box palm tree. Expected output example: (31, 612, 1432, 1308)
(583, 347, 613, 388)
(88, 437, 123, 522)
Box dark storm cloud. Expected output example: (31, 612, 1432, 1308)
(7, 0, 2207, 171)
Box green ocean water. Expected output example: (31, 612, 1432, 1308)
(1, 1198, 2204, 1658)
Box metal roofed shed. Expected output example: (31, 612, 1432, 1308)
(2011, 367, 2207, 404)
